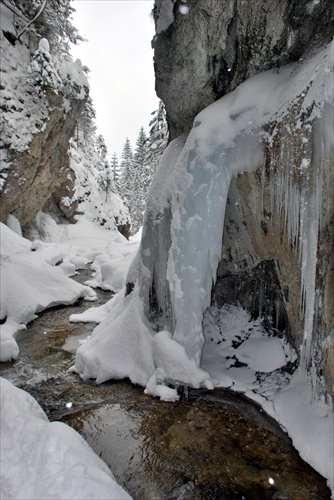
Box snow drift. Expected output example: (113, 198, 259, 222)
(0, 377, 131, 500)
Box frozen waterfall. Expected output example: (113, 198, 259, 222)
(74, 41, 333, 393)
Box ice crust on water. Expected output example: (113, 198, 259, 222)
(75, 41, 333, 393)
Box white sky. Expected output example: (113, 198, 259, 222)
(70, 0, 159, 160)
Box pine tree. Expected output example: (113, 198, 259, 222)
(95, 134, 108, 170)
(6, 0, 83, 54)
(28, 37, 62, 93)
(97, 163, 113, 201)
(119, 137, 133, 204)
(131, 127, 149, 233)
(76, 97, 96, 148)
(146, 100, 169, 179)
(111, 152, 121, 193)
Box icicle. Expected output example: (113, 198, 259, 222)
(268, 107, 329, 374)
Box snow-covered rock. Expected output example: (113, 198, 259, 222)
(0, 3, 89, 228)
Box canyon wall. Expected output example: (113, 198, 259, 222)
(0, 91, 85, 228)
(154, 0, 333, 139)
(0, 3, 88, 231)
(152, 0, 334, 396)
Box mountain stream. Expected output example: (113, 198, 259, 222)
(0, 269, 330, 500)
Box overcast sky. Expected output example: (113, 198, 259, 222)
(71, 0, 159, 160)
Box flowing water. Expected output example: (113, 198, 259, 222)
(0, 270, 331, 499)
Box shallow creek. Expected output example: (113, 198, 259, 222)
(0, 270, 331, 499)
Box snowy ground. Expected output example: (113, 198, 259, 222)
(1, 213, 333, 497)
(0, 214, 139, 362)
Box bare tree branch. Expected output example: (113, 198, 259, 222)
(16, 0, 47, 40)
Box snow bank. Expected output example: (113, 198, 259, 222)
(0, 377, 131, 500)
(274, 370, 334, 493)
(85, 246, 138, 292)
(0, 223, 96, 361)
(74, 287, 155, 386)
(0, 212, 140, 362)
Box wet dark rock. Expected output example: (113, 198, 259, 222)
(58, 389, 331, 500)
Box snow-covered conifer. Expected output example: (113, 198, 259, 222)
(97, 164, 114, 201)
(146, 100, 169, 178)
(130, 126, 149, 233)
(119, 137, 134, 204)
(76, 97, 96, 148)
(28, 37, 62, 93)
(111, 153, 121, 193)
(95, 134, 107, 157)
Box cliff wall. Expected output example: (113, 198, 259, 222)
(154, 0, 333, 139)
(153, 0, 334, 396)
(0, 3, 88, 231)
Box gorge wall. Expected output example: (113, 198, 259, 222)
(0, 2, 88, 231)
(1, 91, 85, 228)
(152, 0, 334, 396)
(154, 0, 334, 139)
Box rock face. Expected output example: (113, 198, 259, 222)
(153, 0, 334, 396)
(0, 91, 84, 228)
(154, 0, 334, 139)
(0, 3, 89, 231)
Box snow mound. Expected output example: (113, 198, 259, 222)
(274, 371, 334, 493)
(0, 377, 131, 500)
(74, 287, 155, 386)
(235, 337, 287, 373)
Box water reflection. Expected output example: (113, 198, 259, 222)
(62, 394, 331, 500)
